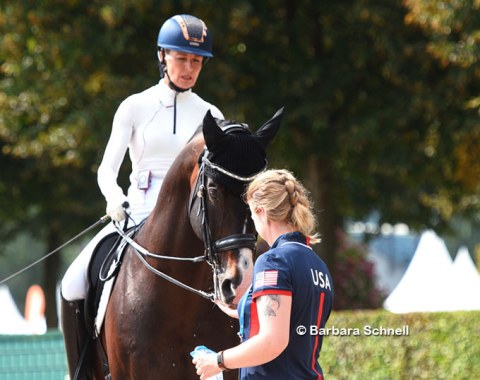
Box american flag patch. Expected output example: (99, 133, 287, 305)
(255, 270, 278, 288)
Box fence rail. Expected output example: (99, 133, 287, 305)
(0, 330, 67, 380)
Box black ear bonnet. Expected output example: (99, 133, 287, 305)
(201, 108, 283, 195)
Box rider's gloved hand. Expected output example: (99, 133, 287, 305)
(106, 195, 130, 222)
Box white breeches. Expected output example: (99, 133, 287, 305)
(61, 179, 163, 301)
(62, 216, 146, 301)
(61, 223, 117, 301)
(61, 209, 151, 301)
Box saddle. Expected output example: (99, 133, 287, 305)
(84, 224, 139, 336)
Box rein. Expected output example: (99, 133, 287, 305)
(117, 147, 264, 301)
(0, 215, 110, 285)
(112, 222, 214, 301)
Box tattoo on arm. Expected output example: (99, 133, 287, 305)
(259, 295, 281, 317)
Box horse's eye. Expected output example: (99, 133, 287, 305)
(208, 186, 218, 200)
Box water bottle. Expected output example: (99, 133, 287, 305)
(190, 345, 224, 380)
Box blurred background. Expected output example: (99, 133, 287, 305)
(1, 0, 480, 377)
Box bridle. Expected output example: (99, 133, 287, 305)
(189, 147, 263, 267)
(113, 131, 266, 301)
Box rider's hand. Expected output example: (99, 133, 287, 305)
(106, 195, 130, 222)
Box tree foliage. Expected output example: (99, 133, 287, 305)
(0, 0, 161, 325)
(203, 0, 480, 262)
(404, 0, 480, 221)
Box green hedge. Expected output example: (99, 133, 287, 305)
(320, 310, 480, 379)
(1, 311, 478, 379)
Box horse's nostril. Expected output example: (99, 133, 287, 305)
(221, 279, 235, 304)
(221, 278, 232, 294)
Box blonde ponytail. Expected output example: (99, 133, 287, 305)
(246, 169, 321, 245)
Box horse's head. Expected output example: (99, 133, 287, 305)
(189, 108, 283, 306)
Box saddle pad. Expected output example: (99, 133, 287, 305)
(85, 229, 134, 336)
(94, 269, 116, 336)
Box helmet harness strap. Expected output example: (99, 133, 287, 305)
(158, 48, 189, 135)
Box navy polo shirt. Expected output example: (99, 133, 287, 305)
(238, 232, 333, 379)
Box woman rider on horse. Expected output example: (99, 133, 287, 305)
(60, 14, 223, 378)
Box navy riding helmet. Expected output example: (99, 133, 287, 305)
(157, 14, 213, 58)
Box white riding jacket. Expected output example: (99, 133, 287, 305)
(97, 79, 223, 222)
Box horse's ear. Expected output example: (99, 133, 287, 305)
(255, 107, 284, 148)
(202, 110, 227, 150)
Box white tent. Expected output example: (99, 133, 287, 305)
(451, 246, 480, 311)
(384, 230, 457, 313)
(0, 285, 35, 334)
